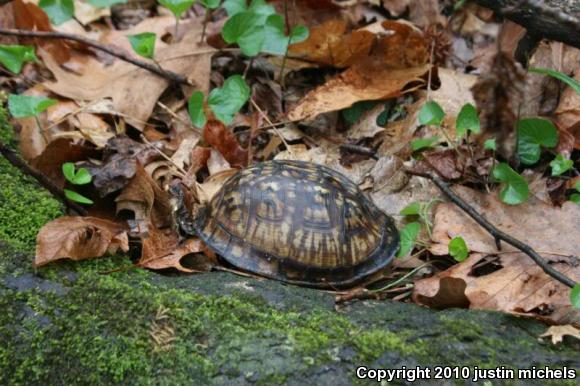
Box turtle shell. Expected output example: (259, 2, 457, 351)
(195, 160, 399, 288)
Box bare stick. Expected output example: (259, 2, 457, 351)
(407, 169, 577, 288)
(0, 28, 191, 85)
(0, 139, 88, 216)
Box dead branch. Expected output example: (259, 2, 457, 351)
(0, 28, 192, 86)
(472, 0, 580, 49)
(0, 139, 88, 216)
(407, 168, 577, 289)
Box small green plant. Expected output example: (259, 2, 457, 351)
(397, 222, 421, 258)
(188, 74, 250, 126)
(571, 284, 580, 309)
(492, 163, 529, 205)
(411, 136, 439, 151)
(418, 100, 445, 126)
(88, 0, 128, 7)
(127, 33, 157, 60)
(570, 182, 580, 204)
(7, 94, 56, 118)
(39, 0, 75, 25)
(455, 103, 480, 138)
(159, 0, 196, 36)
(549, 154, 573, 176)
(341, 101, 377, 124)
(516, 117, 558, 165)
(449, 236, 468, 262)
(529, 67, 580, 94)
(0, 45, 38, 74)
(221, 0, 307, 56)
(484, 138, 496, 151)
(400, 200, 438, 237)
(62, 162, 94, 204)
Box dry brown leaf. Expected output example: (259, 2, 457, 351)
(429, 186, 579, 257)
(35, 216, 128, 266)
(170, 131, 201, 170)
(207, 149, 231, 175)
(194, 168, 238, 204)
(555, 71, 580, 131)
(203, 119, 247, 167)
(139, 236, 212, 273)
(413, 252, 580, 325)
(287, 64, 429, 121)
(41, 19, 212, 129)
(540, 325, 580, 345)
(347, 103, 387, 140)
(414, 186, 580, 325)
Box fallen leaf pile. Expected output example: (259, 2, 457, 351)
(0, 0, 578, 328)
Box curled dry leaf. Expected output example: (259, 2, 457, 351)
(35, 216, 129, 267)
(203, 119, 248, 167)
(540, 325, 580, 345)
(414, 186, 580, 325)
(287, 64, 429, 121)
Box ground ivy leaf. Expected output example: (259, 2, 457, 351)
(529, 67, 580, 95)
(200, 0, 221, 8)
(571, 194, 580, 204)
(400, 202, 422, 216)
(549, 154, 573, 176)
(0, 45, 37, 74)
(411, 136, 439, 151)
(492, 163, 529, 205)
(72, 168, 92, 185)
(62, 162, 76, 183)
(262, 15, 308, 55)
(456, 103, 480, 137)
(7, 94, 57, 118)
(127, 32, 156, 59)
(223, 0, 247, 15)
(222, 11, 265, 57)
(341, 101, 377, 125)
(397, 222, 421, 258)
(571, 285, 580, 308)
(418, 101, 445, 126)
(158, 0, 195, 18)
(247, 0, 276, 18)
(208, 75, 250, 124)
(517, 117, 558, 165)
(39, 0, 75, 25)
(188, 91, 207, 128)
(64, 189, 94, 205)
(449, 236, 469, 262)
(88, 0, 127, 8)
(484, 138, 496, 151)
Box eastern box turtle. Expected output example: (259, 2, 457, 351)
(178, 160, 399, 288)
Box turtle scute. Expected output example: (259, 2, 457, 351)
(194, 160, 399, 288)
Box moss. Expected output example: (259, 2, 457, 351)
(0, 107, 63, 248)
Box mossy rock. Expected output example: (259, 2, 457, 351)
(0, 111, 578, 385)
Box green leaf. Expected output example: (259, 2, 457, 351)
(0, 45, 37, 74)
(341, 101, 377, 124)
(449, 236, 469, 262)
(571, 285, 580, 309)
(62, 162, 76, 183)
(456, 103, 480, 137)
(7, 94, 57, 118)
(570, 193, 580, 204)
(208, 75, 250, 124)
(127, 32, 156, 59)
(39, 0, 75, 25)
(411, 136, 439, 151)
(492, 163, 529, 205)
(400, 202, 422, 216)
(64, 189, 94, 205)
(262, 14, 308, 55)
(223, 0, 246, 15)
(484, 138, 496, 151)
(549, 154, 573, 176)
(87, 0, 127, 8)
(418, 100, 445, 126)
(72, 168, 92, 185)
(397, 222, 421, 258)
(529, 67, 580, 95)
(188, 91, 207, 128)
(222, 11, 266, 56)
(158, 0, 195, 18)
(200, 0, 221, 8)
(576, 181, 580, 192)
(517, 118, 558, 165)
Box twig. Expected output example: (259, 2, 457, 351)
(139, 134, 187, 177)
(406, 169, 577, 288)
(250, 99, 293, 156)
(0, 28, 191, 85)
(0, 139, 88, 216)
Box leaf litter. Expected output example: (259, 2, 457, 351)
(0, 0, 578, 327)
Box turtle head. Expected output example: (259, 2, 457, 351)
(169, 181, 201, 237)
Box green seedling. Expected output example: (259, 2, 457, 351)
(39, 0, 75, 25)
(0, 45, 38, 74)
(62, 162, 94, 205)
(449, 236, 469, 262)
(492, 163, 529, 205)
(516, 117, 558, 165)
